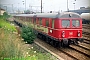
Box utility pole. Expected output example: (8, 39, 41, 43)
(22, 0, 26, 11)
(73, 3, 75, 11)
(67, 0, 69, 11)
(0, 2, 1, 15)
(12, 4, 14, 13)
(41, 0, 42, 13)
(73, 0, 76, 11)
(0, 4, 1, 15)
(25, 0, 26, 11)
(4, 6, 7, 12)
(18, 3, 19, 13)
(43, 3, 44, 13)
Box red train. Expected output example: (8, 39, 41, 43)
(14, 12, 83, 47)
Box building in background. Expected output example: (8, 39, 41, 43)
(0, 8, 6, 15)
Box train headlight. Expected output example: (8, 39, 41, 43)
(78, 31, 80, 37)
(62, 31, 65, 38)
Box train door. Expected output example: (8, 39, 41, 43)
(49, 19, 54, 36)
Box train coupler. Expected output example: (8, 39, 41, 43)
(77, 38, 84, 42)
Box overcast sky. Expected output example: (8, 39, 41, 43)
(0, 0, 90, 12)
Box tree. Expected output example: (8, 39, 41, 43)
(24, 10, 30, 14)
(3, 12, 10, 19)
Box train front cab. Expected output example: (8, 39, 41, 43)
(48, 13, 83, 47)
(60, 18, 83, 46)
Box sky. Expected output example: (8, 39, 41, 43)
(0, 0, 90, 12)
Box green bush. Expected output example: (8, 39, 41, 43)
(21, 26, 36, 44)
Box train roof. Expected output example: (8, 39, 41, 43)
(14, 12, 81, 18)
(14, 14, 35, 17)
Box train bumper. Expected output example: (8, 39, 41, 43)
(77, 38, 84, 42)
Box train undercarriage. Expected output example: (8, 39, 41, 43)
(35, 30, 83, 47)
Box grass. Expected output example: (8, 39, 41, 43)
(0, 28, 28, 60)
(0, 16, 28, 59)
(0, 18, 17, 32)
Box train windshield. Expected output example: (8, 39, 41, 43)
(62, 20, 70, 28)
(72, 20, 80, 27)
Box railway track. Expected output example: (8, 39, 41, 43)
(35, 38, 90, 60)
(83, 40, 90, 44)
(83, 34, 90, 38)
(83, 28, 90, 33)
(58, 46, 90, 60)
(83, 24, 90, 27)
(78, 43, 90, 50)
(69, 45, 90, 57)
(81, 38, 90, 44)
(57, 42, 90, 60)
(83, 31, 90, 35)
(35, 39, 76, 60)
(83, 38, 90, 42)
(75, 44, 90, 51)
(82, 24, 90, 44)
(83, 24, 90, 29)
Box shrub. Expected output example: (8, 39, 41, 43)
(21, 26, 36, 44)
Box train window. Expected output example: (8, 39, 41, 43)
(16, 17, 18, 19)
(46, 20, 49, 27)
(37, 18, 39, 24)
(25, 17, 26, 20)
(39, 18, 42, 25)
(18, 17, 19, 20)
(18, 17, 19, 19)
(20, 17, 21, 19)
(23, 17, 25, 20)
(31, 18, 33, 23)
(33, 18, 36, 24)
(52, 19, 54, 28)
(72, 20, 80, 27)
(17, 17, 19, 19)
(28, 18, 30, 22)
(29, 18, 32, 23)
(26, 17, 28, 21)
(62, 20, 70, 27)
(21, 17, 23, 20)
(28, 17, 29, 20)
(28, 17, 30, 22)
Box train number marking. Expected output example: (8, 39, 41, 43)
(69, 32, 73, 35)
